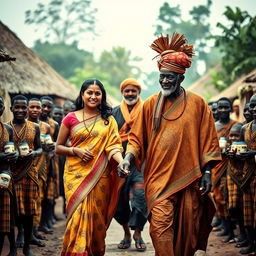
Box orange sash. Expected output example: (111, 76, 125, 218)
(119, 98, 143, 142)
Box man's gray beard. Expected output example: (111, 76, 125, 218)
(123, 96, 139, 105)
(161, 87, 176, 96)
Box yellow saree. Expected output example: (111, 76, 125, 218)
(61, 115, 123, 256)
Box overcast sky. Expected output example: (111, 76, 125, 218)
(1, 0, 255, 72)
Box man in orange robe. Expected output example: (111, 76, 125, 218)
(118, 32, 221, 256)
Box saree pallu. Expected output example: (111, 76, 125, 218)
(61, 115, 123, 256)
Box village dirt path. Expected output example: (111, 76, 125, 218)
(2, 198, 255, 256)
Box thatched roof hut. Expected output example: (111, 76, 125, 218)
(0, 49, 16, 62)
(210, 68, 256, 102)
(209, 68, 256, 123)
(0, 21, 79, 102)
(187, 64, 220, 101)
(0, 21, 119, 121)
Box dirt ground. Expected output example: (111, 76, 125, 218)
(2, 198, 255, 256)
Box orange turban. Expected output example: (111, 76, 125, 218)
(120, 78, 141, 93)
(150, 32, 194, 74)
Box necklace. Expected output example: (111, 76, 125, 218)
(162, 88, 187, 121)
(10, 120, 27, 142)
(82, 109, 98, 140)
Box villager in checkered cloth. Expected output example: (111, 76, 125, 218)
(242, 121, 256, 228)
(9, 120, 39, 216)
(0, 122, 16, 233)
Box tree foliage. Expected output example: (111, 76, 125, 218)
(33, 40, 92, 78)
(25, 0, 97, 43)
(69, 66, 120, 100)
(212, 7, 256, 88)
(154, 0, 221, 87)
(68, 46, 142, 100)
(99, 47, 142, 89)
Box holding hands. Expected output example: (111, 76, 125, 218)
(117, 158, 130, 178)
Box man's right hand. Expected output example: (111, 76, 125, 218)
(117, 158, 130, 178)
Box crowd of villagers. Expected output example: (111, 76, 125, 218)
(208, 96, 256, 255)
(0, 31, 255, 256)
(0, 96, 74, 256)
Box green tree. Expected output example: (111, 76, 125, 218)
(69, 63, 120, 100)
(154, 1, 221, 88)
(33, 40, 92, 78)
(212, 7, 256, 89)
(99, 47, 142, 89)
(141, 72, 159, 100)
(68, 46, 142, 100)
(25, 0, 97, 43)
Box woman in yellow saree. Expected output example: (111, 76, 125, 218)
(56, 79, 127, 256)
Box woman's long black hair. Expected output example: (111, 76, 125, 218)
(74, 79, 112, 124)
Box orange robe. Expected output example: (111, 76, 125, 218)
(212, 120, 236, 217)
(127, 90, 221, 256)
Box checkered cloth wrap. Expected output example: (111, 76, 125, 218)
(227, 160, 244, 210)
(46, 118, 59, 200)
(242, 122, 256, 228)
(0, 188, 15, 232)
(36, 121, 48, 184)
(33, 178, 45, 227)
(9, 120, 39, 216)
(46, 176, 57, 200)
(15, 175, 38, 216)
(0, 123, 15, 232)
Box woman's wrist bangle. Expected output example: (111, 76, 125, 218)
(72, 147, 76, 156)
(205, 170, 211, 174)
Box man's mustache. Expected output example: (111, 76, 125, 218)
(124, 96, 137, 101)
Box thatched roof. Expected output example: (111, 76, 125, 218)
(0, 49, 16, 62)
(0, 21, 79, 100)
(187, 64, 220, 101)
(210, 68, 256, 102)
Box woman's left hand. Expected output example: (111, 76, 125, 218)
(74, 147, 94, 162)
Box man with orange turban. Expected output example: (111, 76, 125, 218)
(113, 78, 147, 252)
(118, 32, 221, 256)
